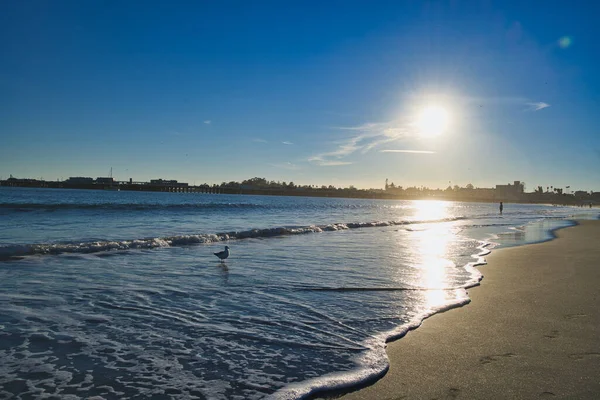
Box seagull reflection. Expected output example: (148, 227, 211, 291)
(218, 263, 229, 284)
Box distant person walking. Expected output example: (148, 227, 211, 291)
(499, 202, 504, 215)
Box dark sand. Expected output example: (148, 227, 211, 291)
(341, 220, 600, 399)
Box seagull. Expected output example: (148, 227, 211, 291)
(214, 246, 230, 262)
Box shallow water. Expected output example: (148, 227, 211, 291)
(0, 187, 596, 399)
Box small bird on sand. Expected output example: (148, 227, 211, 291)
(214, 246, 230, 262)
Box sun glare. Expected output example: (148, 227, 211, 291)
(416, 105, 450, 137)
(409, 200, 456, 308)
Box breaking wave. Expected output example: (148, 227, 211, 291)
(0, 217, 466, 260)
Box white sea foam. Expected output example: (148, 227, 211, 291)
(0, 217, 467, 260)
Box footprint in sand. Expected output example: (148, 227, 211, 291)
(568, 352, 600, 361)
(543, 330, 560, 339)
(564, 313, 587, 320)
(479, 353, 517, 365)
(539, 392, 556, 397)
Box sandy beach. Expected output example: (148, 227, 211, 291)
(340, 220, 600, 399)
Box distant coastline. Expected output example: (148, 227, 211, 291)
(2, 176, 598, 206)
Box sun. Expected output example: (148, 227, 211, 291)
(416, 105, 450, 137)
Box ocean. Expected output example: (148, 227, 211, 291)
(0, 187, 597, 399)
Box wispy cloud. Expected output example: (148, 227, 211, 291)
(381, 149, 435, 154)
(310, 160, 354, 166)
(204, 120, 211, 125)
(526, 102, 551, 111)
(268, 162, 301, 170)
(308, 122, 409, 166)
(252, 138, 268, 143)
(282, 141, 294, 145)
(459, 95, 551, 111)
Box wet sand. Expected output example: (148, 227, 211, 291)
(341, 220, 600, 399)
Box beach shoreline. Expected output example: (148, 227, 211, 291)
(338, 220, 600, 399)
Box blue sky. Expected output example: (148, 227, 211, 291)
(2, 1, 599, 191)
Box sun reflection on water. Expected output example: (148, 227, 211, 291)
(407, 200, 458, 308)
(411, 200, 451, 221)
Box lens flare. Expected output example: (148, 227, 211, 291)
(558, 36, 573, 48)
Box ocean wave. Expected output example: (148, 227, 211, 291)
(459, 222, 517, 228)
(0, 217, 466, 260)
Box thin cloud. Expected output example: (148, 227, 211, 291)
(310, 160, 353, 167)
(282, 141, 294, 145)
(526, 102, 551, 111)
(252, 138, 268, 143)
(268, 162, 301, 170)
(381, 149, 436, 154)
(457, 95, 551, 111)
(308, 122, 409, 166)
(204, 120, 211, 124)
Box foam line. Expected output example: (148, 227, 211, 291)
(0, 217, 466, 260)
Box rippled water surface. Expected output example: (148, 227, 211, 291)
(0, 187, 596, 399)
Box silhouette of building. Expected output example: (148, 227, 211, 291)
(495, 181, 525, 200)
(66, 177, 94, 184)
(96, 177, 114, 184)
